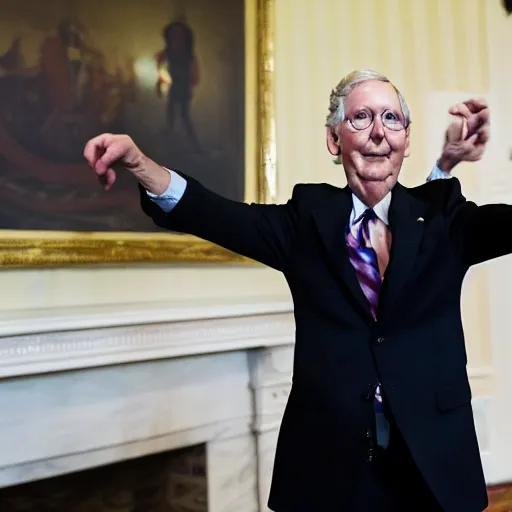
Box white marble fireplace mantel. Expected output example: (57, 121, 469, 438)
(0, 297, 294, 379)
(0, 297, 296, 512)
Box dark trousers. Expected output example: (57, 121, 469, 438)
(271, 428, 442, 512)
(354, 426, 442, 511)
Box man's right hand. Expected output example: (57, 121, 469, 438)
(83, 133, 171, 195)
(437, 98, 490, 173)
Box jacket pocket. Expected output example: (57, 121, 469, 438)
(436, 378, 472, 412)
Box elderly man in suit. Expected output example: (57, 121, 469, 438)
(84, 69, 492, 511)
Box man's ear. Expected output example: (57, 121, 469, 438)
(326, 127, 341, 156)
(404, 127, 411, 158)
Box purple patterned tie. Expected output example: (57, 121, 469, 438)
(346, 208, 382, 318)
(346, 208, 390, 449)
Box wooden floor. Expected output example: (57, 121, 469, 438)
(487, 484, 512, 511)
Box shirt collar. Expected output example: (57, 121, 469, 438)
(350, 191, 391, 226)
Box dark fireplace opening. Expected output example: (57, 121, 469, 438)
(0, 444, 207, 512)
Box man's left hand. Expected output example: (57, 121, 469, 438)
(438, 98, 490, 173)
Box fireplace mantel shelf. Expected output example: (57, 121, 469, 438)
(0, 296, 295, 379)
(0, 296, 294, 337)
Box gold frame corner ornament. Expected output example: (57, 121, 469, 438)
(0, 0, 276, 268)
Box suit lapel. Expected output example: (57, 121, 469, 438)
(378, 183, 428, 321)
(312, 187, 375, 321)
(312, 183, 428, 323)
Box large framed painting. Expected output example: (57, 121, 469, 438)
(0, 0, 276, 266)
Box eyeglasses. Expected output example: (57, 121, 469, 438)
(346, 109, 407, 131)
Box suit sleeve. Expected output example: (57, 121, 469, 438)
(139, 174, 299, 272)
(446, 178, 512, 266)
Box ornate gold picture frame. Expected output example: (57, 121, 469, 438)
(0, 0, 275, 267)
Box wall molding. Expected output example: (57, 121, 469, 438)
(0, 311, 295, 378)
(0, 297, 293, 337)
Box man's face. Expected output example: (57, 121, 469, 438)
(327, 80, 410, 205)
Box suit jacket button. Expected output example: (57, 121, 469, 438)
(377, 337, 385, 344)
(367, 448, 375, 462)
(361, 429, 372, 441)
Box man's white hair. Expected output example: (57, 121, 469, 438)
(325, 69, 411, 129)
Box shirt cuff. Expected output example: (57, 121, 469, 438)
(426, 163, 452, 182)
(146, 168, 187, 213)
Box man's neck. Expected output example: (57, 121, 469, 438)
(353, 179, 395, 208)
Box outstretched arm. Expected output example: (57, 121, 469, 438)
(139, 169, 300, 271)
(436, 100, 512, 265)
(84, 134, 299, 271)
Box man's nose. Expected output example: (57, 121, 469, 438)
(370, 116, 385, 140)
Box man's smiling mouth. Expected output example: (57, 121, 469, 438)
(362, 152, 391, 158)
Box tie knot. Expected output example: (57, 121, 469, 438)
(362, 208, 377, 223)
(353, 208, 377, 246)
(354, 208, 377, 227)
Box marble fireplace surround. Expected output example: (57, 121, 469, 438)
(0, 298, 295, 512)
(0, 297, 492, 512)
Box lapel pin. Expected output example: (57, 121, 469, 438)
(417, 217, 424, 222)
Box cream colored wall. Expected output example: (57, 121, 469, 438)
(0, 266, 286, 312)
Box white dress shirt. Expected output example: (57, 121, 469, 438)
(350, 190, 391, 227)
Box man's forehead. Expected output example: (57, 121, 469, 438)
(345, 81, 401, 110)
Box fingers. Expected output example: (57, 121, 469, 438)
(442, 132, 486, 163)
(464, 132, 479, 146)
(84, 133, 143, 191)
(94, 143, 128, 191)
(84, 133, 130, 191)
(94, 143, 123, 175)
(442, 97, 490, 167)
(449, 99, 489, 134)
(445, 115, 468, 143)
(449, 98, 489, 136)
(477, 125, 490, 144)
(457, 133, 483, 160)
(467, 111, 489, 138)
(83, 133, 112, 168)
(464, 97, 488, 113)
(98, 168, 117, 191)
(449, 98, 488, 116)
(449, 103, 473, 119)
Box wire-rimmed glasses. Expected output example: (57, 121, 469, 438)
(346, 109, 407, 131)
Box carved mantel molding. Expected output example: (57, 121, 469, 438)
(0, 297, 295, 378)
